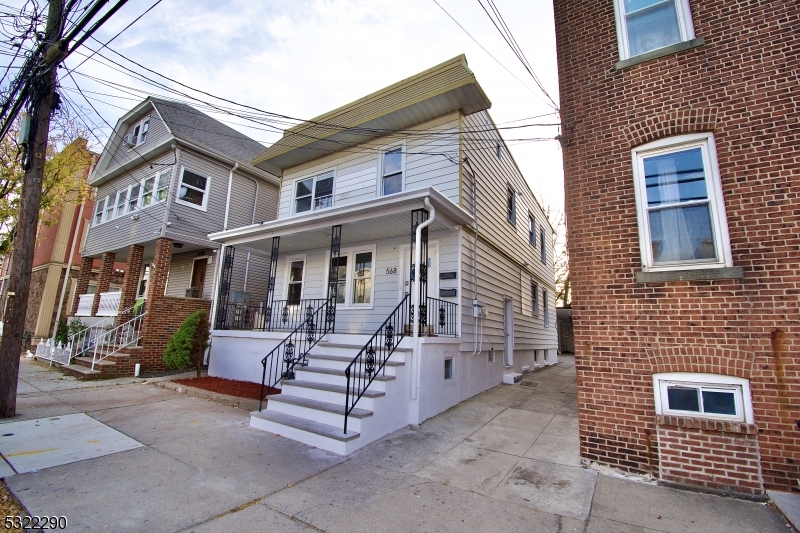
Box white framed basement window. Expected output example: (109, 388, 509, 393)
(176, 167, 210, 211)
(653, 373, 753, 424)
(325, 245, 377, 309)
(379, 144, 405, 196)
(294, 170, 334, 214)
(632, 133, 732, 272)
(613, 0, 695, 60)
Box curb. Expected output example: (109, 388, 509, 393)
(152, 380, 261, 411)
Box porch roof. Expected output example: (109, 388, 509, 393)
(207, 187, 473, 253)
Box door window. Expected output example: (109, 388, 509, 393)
(287, 260, 304, 305)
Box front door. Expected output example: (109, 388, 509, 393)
(504, 298, 514, 366)
(190, 259, 207, 297)
(398, 242, 439, 301)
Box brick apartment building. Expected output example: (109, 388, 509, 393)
(553, 0, 798, 495)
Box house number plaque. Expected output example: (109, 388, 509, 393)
(386, 267, 398, 275)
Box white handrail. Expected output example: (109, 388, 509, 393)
(91, 311, 147, 370)
(69, 301, 143, 359)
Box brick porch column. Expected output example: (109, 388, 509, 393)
(91, 251, 116, 316)
(139, 237, 173, 372)
(118, 244, 143, 321)
(71, 256, 94, 315)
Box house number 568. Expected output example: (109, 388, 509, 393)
(386, 267, 397, 274)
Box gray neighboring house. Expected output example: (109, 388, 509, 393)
(66, 97, 280, 377)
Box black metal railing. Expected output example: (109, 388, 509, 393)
(216, 298, 327, 332)
(424, 297, 458, 337)
(258, 297, 334, 410)
(344, 294, 410, 434)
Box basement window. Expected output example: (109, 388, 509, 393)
(444, 358, 454, 380)
(653, 373, 752, 423)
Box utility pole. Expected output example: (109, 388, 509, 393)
(0, 0, 65, 417)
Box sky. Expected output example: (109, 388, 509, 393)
(48, 0, 564, 210)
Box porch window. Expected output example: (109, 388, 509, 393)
(141, 176, 155, 207)
(295, 172, 333, 214)
(93, 196, 106, 225)
(138, 264, 150, 297)
(330, 256, 348, 304)
(352, 252, 372, 305)
(287, 260, 304, 305)
(177, 168, 209, 210)
(114, 189, 128, 217)
(128, 184, 141, 212)
(155, 170, 170, 202)
(382, 148, 403, 195)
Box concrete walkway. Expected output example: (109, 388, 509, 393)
(1, 356, 790, 532)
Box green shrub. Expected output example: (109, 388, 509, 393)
(67, 317, 85, 338)
(54, 320, 69, 345)
(163, 309, 210, 378)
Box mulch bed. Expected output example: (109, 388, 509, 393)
(172, 376, 280, 401)
(0, 479, 26, 532)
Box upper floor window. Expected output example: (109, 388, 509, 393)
(543, 288, 550, 327)
(507, 186, 516, 225)
(529, 215, 536, 246)
(614, 0, 695, 59)
(125, 117, 150, 147)
(93, 197, 106, 225)
(531, 282, 539, 315)
(176, 168, 210, 210)
(295, 171, 333, 214)
(540, 228, 546, 263)
(631, 133, 731, 271)
(381, 147, 404, 196)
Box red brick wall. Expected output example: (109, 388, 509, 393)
(71, 256, 94, 315)
(553, 0, 799, 493)
(657, 416, 763, 495)
(91, 251, 116, 316)
(118, 245, 143, 321)
(138, 237, 211, 373)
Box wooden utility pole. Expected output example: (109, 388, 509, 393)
(0, 0, 64, 417)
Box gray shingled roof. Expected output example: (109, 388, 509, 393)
(150, 98, 269, 176)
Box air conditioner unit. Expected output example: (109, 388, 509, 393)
(123, 133, 134, 147)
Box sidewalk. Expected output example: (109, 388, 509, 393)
(0, 356, 790, 532)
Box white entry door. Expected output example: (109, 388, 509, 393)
(398, 242, 439, 302)
(504, 298, 514, 366)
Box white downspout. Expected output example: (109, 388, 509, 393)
(223, 162, 238, 231)
(411, 197, 435, 401)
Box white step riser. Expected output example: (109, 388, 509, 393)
(249, 416, 350, 455)
(266, 401, 361, 433)
(279, 384, 377, 410)
(310, 346, 408, 362)
(306, 357, 399, 376)
(294, 370, 387, 391)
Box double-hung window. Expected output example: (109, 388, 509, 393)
(93, 197, 106, 225)
(529, 215, 536, 246)
(381, 147, 403, 195)
(176, 168, 210, 210)
(632, 133, 731, 271)
(286, 259, 304, 305)
(295, 171, 333, 214)
(531, 282, 539, 315)
(507, 186, 516, 225)
(138, 118, 149, 144)
(114, 190, 128, 217)
(128, 183, 141, 213)
(543, 289, 549, 327)
(155, 170, 170, 202)
(614, 0, 695, 60)
(653, 373, 752, 423)
(104, 195, 114, 222)
(540, 228, 546, 263)
(141, 176, 156, 207)
(327, 247, 375, 308)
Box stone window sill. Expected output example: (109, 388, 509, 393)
(656, 414, 757, 435)
(615, 38, 705, 70)
(636, 266, 743, 283)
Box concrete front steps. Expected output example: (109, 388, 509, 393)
(61, 346, 143, 380)
(250, 338, 412, 455)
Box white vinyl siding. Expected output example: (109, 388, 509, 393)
(106, 110, 170, 173)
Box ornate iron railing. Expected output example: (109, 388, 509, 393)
(343, 294, 410, 434)
(217, 298, 327, 332)
(258, 297, 335, 410)
(424, 297, 458, 337)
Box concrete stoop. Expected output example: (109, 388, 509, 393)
(768, 490, 800, 531)
(61, 346, 143, 380)
(249, 339, 411, 455)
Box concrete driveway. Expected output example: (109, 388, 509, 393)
(0, 356, 788, 532)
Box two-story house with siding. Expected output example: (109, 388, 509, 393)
(62, 97, 280, 378)
(207, 55, 559, 454)
(554, 0, 798, 495)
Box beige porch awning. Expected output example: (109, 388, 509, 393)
(207, 187, 473, 254)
